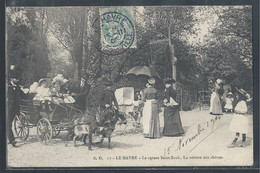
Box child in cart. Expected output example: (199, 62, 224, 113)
(33, 79, 53, 111)
(50, 81, 64, 104)
(50, 74, 75, 104)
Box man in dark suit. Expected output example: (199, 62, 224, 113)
(62, 77, 91, 141)
(69, 77, 90, 111)
(7, 65, 29, 147)
(99, 81, 126, 125)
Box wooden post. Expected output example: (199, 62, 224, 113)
(180, 88, 183, 110)
(168, 21, 177, 90)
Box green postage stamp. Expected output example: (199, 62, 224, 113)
(100, 7, 136, 51)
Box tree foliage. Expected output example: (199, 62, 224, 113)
(47, 8, 87, 81)
(7, 7, 51, 86)
(196, 6, 252, 90)
(6, 6, 253, 108)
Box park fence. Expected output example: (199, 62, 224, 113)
(175, 86, 253, 112)
(176, 83, 198, 111)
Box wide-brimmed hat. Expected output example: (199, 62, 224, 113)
(227, 92, 233, 96)
(216, 79, 223, 85)
(236, 87, 246, 95)
(235, 87, 250, 99)
(63, 78, 69, 84)
(163, 78, 176, 84)
(148, 77, 155, 85)
(38, 79, 47, 86)
(52, 74, 69, 85)
(38, 78, 51, 87)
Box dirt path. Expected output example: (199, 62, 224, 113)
(7, 110, 254, 167)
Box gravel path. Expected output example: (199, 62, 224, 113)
(7, 110, 254, 167)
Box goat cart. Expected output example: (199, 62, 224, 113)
(14, 94, 83, 145)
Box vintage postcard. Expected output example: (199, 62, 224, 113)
(5, 5, 256, 167)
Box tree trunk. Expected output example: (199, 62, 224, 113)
(83, 9, 88, 78)
(73, 60, 79, 81)
(168, 22, 177, 89)
(72, 9, 85, 82)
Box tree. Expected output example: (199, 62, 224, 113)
(196, 6, 253, 90)
(47, 8, 87, 81)
(6, 7, 51, 85)
(138, 7, 198, 86)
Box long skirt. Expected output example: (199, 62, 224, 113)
(209, 92, 223, 115)
(142, 99, 160, 138)
(229, 114, 249, 134)
(163, 106, 185, 136)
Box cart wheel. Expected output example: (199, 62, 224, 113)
(52, 125, 61, 138)
(37, 118, 53, 145)
(14, 112, 30, 141)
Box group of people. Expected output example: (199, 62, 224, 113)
(7, 63, 184, 147)
(135, 77, 185, 139)
(7, 63, 252, 148)
(7, 65, 91, 147)
(29, 76, 89, 114)
(209, 78, 252, 148)
(209, 78, 251, 115)
(30, 74, 91, 112)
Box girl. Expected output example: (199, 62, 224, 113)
(228, 88, 251, 148)
(50, 81, 64, 104)
(224, 92, 234, 113)
(33, 79, 52, 110)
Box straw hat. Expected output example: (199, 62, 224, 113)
(216, 79, 223, 85)
(227, 92, 233, 96)
(147, 77, 155, 85)
(235, 87, 251, 101)
(38, 79, 47, 86)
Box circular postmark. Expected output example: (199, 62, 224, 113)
(92, 11, 135, 56)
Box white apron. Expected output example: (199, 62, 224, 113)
(209, 92, 215, 113)
(142, 99, 154, 135)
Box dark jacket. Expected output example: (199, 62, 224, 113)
(67, 81, 90, 111)
(99, 89, 119, 110)
(8, 82, 24, 115)
(165, 86, 177, 103)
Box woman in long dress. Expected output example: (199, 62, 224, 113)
(141, 78, 160, 139)
(209, 79, 223, 115)
(163, 78, 184, 136)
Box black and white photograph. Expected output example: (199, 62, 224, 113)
(5, 5, 256, 167)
